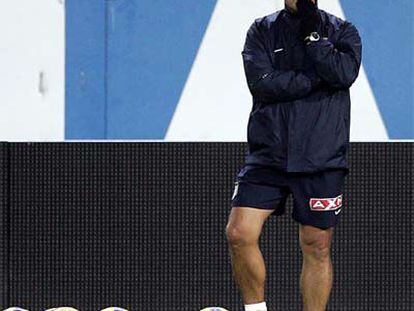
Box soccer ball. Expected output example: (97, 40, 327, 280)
(44, 308, 79, 311)
(2, 308, 29, 311)
(101, 308, 129, 311)
(200, 308, 229, 311)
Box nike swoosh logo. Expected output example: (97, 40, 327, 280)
(335, 209, 342, 215)
(274, 48, 284, 53)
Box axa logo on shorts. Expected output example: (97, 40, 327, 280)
(309, 194, 343, 211)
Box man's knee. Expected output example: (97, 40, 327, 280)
(226, 207, 271, 248)
(300, 226, 333, 261)
(226, 222, 257, 248)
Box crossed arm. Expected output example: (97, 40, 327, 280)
(305, 23, 362, 89)
(242, 20, 362, 102)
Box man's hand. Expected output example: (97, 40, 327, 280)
(297, 0, 320, 40)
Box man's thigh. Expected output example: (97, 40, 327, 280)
(230, 165, 290, 216)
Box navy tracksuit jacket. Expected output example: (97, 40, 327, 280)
(242, 9, 362, 173)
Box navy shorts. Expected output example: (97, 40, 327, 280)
(230, 165, 348, 229)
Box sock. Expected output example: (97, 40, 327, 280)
(245, 301, 267, 311)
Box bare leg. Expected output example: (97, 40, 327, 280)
(299, 224, 334, 311)
(226, 207, 274, 304)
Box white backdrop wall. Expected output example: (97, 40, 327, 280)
(0, 0, 65, 141)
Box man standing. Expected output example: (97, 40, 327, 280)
(226, 0, 362, 310)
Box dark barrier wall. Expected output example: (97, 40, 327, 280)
(0, 143, 412, 310)
(0, 142, 8, 307)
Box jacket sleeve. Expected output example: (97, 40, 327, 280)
(242, 21, 320, 102)
(306, 22, 362, 89)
